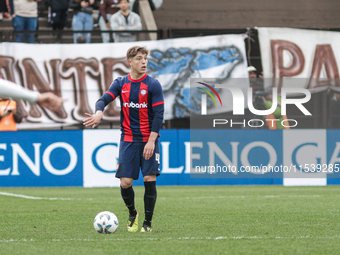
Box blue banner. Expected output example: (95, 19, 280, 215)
(1, 129, 340, 187)
(0, 130, 83, 187)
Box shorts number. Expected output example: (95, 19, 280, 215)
(155, 153, 160, 164)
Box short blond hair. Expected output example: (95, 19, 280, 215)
(126, 46, 149, 60)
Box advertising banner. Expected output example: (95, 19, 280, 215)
(1, 129, 340, 187)
(0, 130, 83, 187)
(283, 129, 327, 186)
(83, 129, 121, 188)
(0, 34, 248, 129)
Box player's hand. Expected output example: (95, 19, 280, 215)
(143, 140, 155, 160)
(106, 21, 110, 29)
(83, 111, 103, 128)
(36, 92, 64, 112)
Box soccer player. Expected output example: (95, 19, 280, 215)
(0, 79, 63, 112)
(83, 46, 164, 233)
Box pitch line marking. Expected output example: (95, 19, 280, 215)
(0, 192, 93, 201)
(0, 191, 326, 201)
(2, 235, 340, 243)
(159, 194, 323, 200)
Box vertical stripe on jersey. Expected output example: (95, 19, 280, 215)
(121, 83, 133, 142)
(139, 82, 150, 142)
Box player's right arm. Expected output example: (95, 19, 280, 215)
(83, 79, 121, 128)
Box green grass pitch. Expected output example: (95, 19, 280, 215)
(0, 185, 340, 255)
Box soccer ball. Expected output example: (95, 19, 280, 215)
(93, 211, 119, 234)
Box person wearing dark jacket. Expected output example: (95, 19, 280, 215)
(99, 0, 119, 43)
(69, 0, 98, 43)
(46, 0, 70, 42)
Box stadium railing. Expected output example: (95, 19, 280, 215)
(0, 29, 162, 44)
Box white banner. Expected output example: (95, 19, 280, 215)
(83, 129, 121, 187)
(0, 34, 248, 129)
(283, 129, 327, 186)
(257, 27, 340, 89)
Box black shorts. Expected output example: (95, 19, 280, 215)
(115, 141, 160, 180)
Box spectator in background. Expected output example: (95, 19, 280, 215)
(99, 0, 119, 43)
(247, 65, 257, 79)
(248, 65, 264, 93)
(35, 0, 48, 42)
(0, 0, 11, 20)
(12, 0, 42, 43)
(46, 0, 70, 42)
(37, 0, 47, 17)
(129, 0, 162, 15)
(69, 0, 98, 43)
(0, 97, 22, 131)
(110, 0, 141, 43)
(6, 0, 14, 18)
(330, 91, 340, 128)
(261, 92, 290, 130)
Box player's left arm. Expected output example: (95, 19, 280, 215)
(143, 80, 164, 160)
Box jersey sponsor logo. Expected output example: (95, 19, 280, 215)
(122, 90, 130, 93)
(123, 102, 148, 108)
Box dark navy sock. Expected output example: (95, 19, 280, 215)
(121, 186, 137, 217)
(144, 181, 157, 226)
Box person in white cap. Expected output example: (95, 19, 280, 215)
(247, 66, 257, 78)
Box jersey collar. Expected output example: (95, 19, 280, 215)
(128, 73, 147, 82)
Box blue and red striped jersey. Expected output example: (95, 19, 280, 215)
(96, 73, 164, 142)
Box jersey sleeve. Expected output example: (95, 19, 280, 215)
(95, 78, 121, 112)
(150, 80, 164, 134)
(106, 78, 121, 99)
(151, 80, 164, 107)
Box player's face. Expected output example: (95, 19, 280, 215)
(129, 52, 148, 75)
